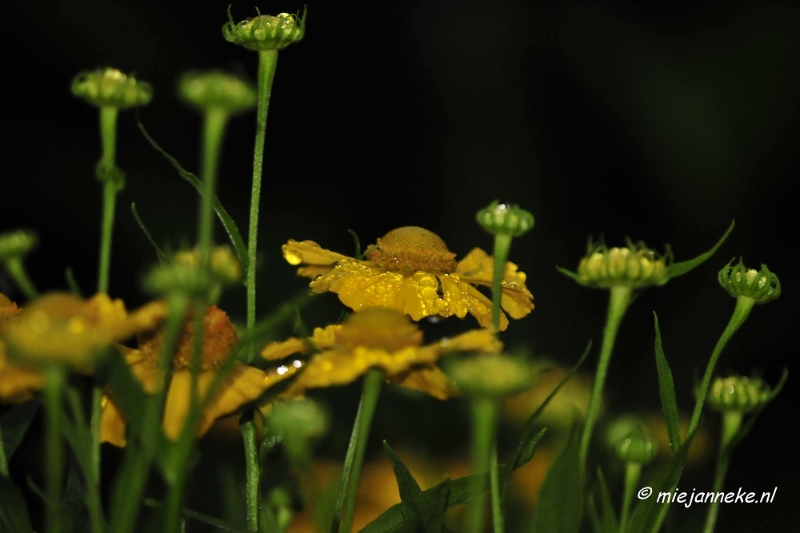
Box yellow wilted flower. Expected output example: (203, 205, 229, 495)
(261, 307, 503, 400)
(100, 305, 292, 446)
(282, 227, 534, 330)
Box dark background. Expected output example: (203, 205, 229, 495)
(1, 0, 798, 531)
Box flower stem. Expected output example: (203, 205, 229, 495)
(702, 411, 741, 533)
(45, 365, 65, 533)
(332, 369, 384, 533)
(0, 421, 9, 477)
(490, 234, 512, 331)
(242, 411, 261, 532)
(620, 462, 641, 532)
(3, 258, 38, 299)
(688, 297, 754, 437)
(97, 106, 119, 295)
(578, 285, 631, 467)
(198, 107, 228, 266)
(489, 443, 503, 533)
(245, 49, 279, 364)
(466, 396, 498, 533)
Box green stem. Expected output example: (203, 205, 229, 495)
(702, 411, 741, 533)
(198, 108, 229, 266)
(97, 106, 119, 295)
(0, 421, 8, 477)
(3, 258, 38, 299)
(45, 365, 65, 533)
(332, 369, 384, 533)
(466, 397, 498, 533)
(490, 234, 513, 331)
(245, 49, 279, 364)
(688, 297, 754, 436)
(242, 411, 261, 533)
(578, 285, 631, 467)
(620, 462, 641, 532)
(489, 443, 503, 533)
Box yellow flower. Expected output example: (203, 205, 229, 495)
(100, 305, 291, 446)
(261, 307, 503, 400)
(2, 292, 166, 370)
(0, 293, 43, 404)
(282, 226, 534, 331)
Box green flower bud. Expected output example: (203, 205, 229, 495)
(142, 262, 213, 297)
(476, 201, 535, 238)
(172, 246, 242, 286)
(612, 424, 658, 465)
(0, 230, 37, 262)
(178, 70, 257, 115)
(267, 398, 328, 442)
(718, 260, 780, 304)
(71, 68, 152, 109)
(707, 375, 771, 413)
(576, 242, 668, 289)
(222, 8, 305, 51)
(446, 354, 532, 398)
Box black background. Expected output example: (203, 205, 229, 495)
(1, 1, 798, 531)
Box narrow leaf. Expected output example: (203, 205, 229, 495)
(383, 441, 425, 529)
(556, 266, 583, 284)
(136, 117, 249, 271)
(421, 479, 451, 533)
(653, 313, 681, 454)
(131, 203, 168, 264)
(514, 428, 547, 469)
(500, 340, 592, 499)
(65, 267, 84, 297)
(532, 418, 584, 533)
(666, 221, 734, 279)
(0, 400, 40, 460)
(0, 476, 34, 533)
(595, 468, 619, 533)
(144, 498, 247, 533)
(347, 229, 362, 259)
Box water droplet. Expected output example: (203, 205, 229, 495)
(284, 251, 302, 265)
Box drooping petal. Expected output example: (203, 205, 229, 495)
(456, 248, 534, 321)
(99, 395, 128, 447)
(162, 371, 193, 440)
(0, 345, 44, 404)
(460, 284, 510, 331)
(437, 328, 503, 353)
(283, 240, 351, 277)
(199, 364, 270, 436)
(262, 337, 308, 361)
(391, 366, 459, 400)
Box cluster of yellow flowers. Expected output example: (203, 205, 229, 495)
(0, 226, 534, 446)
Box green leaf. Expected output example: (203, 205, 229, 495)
(131, 202, 168, 264)
(421, 480, 451, 533)
(136, 117, 249, 272)
(0, 476, 33, 533)
(144, 498, 248, 533)
(653, 313, 681, 454)
(347, 229, 363, 259)
(594, 468, 619, 533)
(383, 441, 425, 530)
(532, 417, 584, 533)
(65, 267, 84, 297)
(666, 221, 734, 279)
(627, 431, 697, 533)
(500, 340, 592, 499)
(556, 266, 583, 284)
(0, 400, 40, 460)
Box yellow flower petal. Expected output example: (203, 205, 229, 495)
(0, 344, 44, 404)
(200, 364, 270, 436)
(99, 395, 128, 447)
(438, 329, 503, 353)
(283, 240, 350, 273)
(391, 366, 459, 400)
(262, 337, 308, 361)
(460, 284, 510, 331)
(457, 248, 534, 321)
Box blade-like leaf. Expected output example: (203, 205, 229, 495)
(653, 313, 681, 454)
(595, 468, 619, 533)
(500, 341, 592, 499)
(383, 441, 426, 530)
(627, 431, 697, 533)
(0, 476, 33, 533)
(131, 203, 168, 264)
(421, 479, 451, 533)
(136, 117, 249, 272)
(666, 221, 734, 279)
(0, 400, 40, 460)
(532, 418, 584, 533)
(514, 428, 547, 470)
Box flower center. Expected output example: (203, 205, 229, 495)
(137, 306, 238, 371)
(366, 227, 457, 274)
(335, 308, 423, 352)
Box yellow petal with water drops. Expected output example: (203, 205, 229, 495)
(262, 337, 308, 361)
(296, 265, 334, 278)
(456, 248, 494, 282)
(199, 364, 270, 436)
(283, 240, 351, 268)
(461, 284, 509, 331)
(99, 394, 128, 447)
(311, 261, 409, 314)
(501, 289, 534, 320)
(284, 348, 384, 396)
(391, 366, 460, 400)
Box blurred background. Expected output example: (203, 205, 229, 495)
(1, 0, 798, 531)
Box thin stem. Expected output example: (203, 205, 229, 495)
(245, 49, 279, 363)
(702, 411, 741, 533)
(242, 411, 260, 533)
(578, 285, 631, 467)
(490, 234, 512, 331)
(0, 421, 9, 477)
(97, 106, 119, 295)
(688, 297, 754, 436)
(466, 397, 498, 533)
(620, 462, 641, 532)
(198, 108, 229, 266)
(489, 444, 503, 533)
(333, 369, 384, 533)
(3, 258, 38, 299)
(45, 365, 65, 533)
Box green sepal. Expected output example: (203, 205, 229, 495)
(626, 431, 697, 533)
(532, 416, 584, 533)
(653, 313, 681, 454)
(588, 468, 618, 533)
(666, 221, 734, 279)
(500, 340, 592, 499)
(556, 265, 584, 283)
(0, 476, 34, 533)
(0, 400, 40, 461)
(132, 203, 168, 264)
(727, 368, 788, 451)
(136, 117, 249, 274)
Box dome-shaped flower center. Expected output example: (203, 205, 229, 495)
(367, 227, 457, 274)
(335, 308, 423, 352)
(138, 306, 238, 371)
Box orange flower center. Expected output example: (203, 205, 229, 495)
(366, 227, 457, 274)
(137, 306, 238, 371)
(335, 308, 423, 352)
